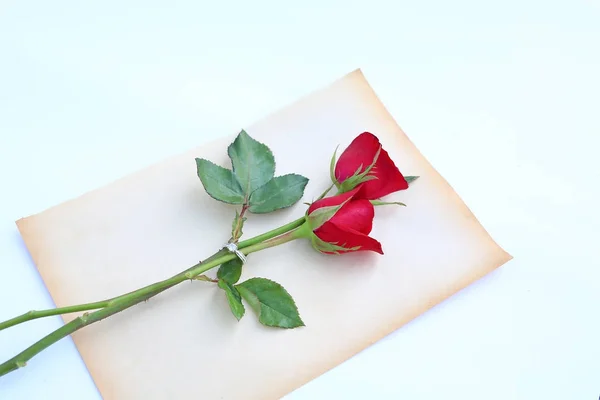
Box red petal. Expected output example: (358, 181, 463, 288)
(314, 221, 383, 254)
(307, 188, 359, 214)
(335, 132, 381, 182)
(335, 132, 408, 199)
(357, 146, 408, 199)
(329, 199, 374, 235)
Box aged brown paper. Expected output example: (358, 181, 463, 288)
(16, 69, 511, 399)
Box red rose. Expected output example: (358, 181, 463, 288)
(334, 132, 408, 199)
(306, 189, 383, 255)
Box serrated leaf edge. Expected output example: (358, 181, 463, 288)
(236, 277, 305, 329)
(195, 158, 245, 204)
(218, 279, 245, 321)
(226, 130, 276, 199)
(248, 173, 310, 214)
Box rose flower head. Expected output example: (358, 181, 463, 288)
(305, 189, 383, 255)
(332, 132, 408, 199)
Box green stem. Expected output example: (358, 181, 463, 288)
(0, 217, 309, 378)
(0, 301, 110, 332)
(0, 217, 305, 333)
(0, 249, 231, 334)
(239, 221, 309, 254)
(230, 203, 249, 242)
(237, 216, 305, 249)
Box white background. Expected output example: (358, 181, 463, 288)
(0, 1, 598, 399)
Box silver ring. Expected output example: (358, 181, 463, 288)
(223, 242, 247, 264)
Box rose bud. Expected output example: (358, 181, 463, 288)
(304, 189, 383, 255)
(332, 132, 408, 199)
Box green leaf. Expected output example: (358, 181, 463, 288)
(306, 195, 353, 230)
(307, 204, 341, 230)
(339, 146, 382, 192)
(315, 182, 335, 202)
(329, 145, 339, 186)
(227, 130, 275, 199)
(231, 210, 247, 240)
(236, 278, 304, 329)
(309, 234, 360, 254)
(357, 146, 382, 179)
(370, 200, 406, 207)
(218, 280, 245, 321)
(193, 274, 216, 282)
(405, 176, 419, 184)
(338, 154, 383, 195)
(217, 258, 243, 284)
(248, 174, 309, 213)
(195, 158, 245, 204)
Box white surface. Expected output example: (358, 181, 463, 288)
(0, 1, 598, 399)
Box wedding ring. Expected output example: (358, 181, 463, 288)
(223, 242, 247, 264)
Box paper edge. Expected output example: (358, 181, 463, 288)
(14, 69, 363, 225)
(356, 67, 512, 260)
(14, 68, 513, 399)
